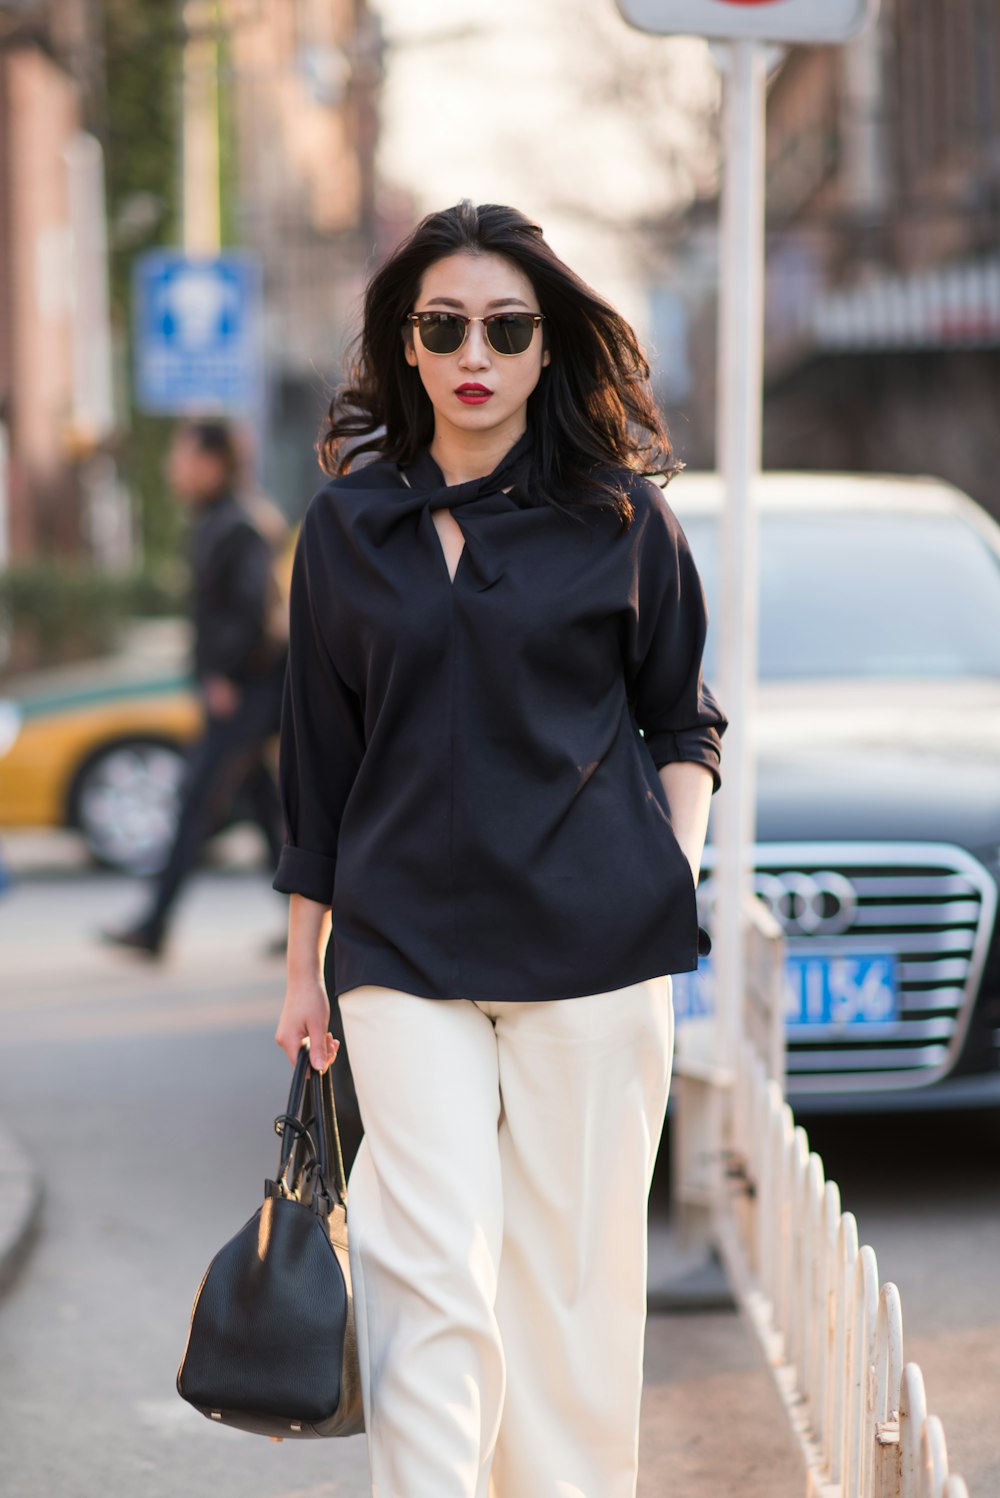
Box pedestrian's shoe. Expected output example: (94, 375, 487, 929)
(99, 921, 166, 960)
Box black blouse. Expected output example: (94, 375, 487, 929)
(272, 426, 728, 1002)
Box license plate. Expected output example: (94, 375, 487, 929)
(672, 953, 898, 1029)
(784, 954, 898, 1029)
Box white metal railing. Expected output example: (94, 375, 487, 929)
(706, 901, 972, 1498)
(672, 892, 784, 1233)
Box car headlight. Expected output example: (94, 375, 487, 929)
(0, 700, 22, 758)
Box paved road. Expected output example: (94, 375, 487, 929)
(3, 869, 995, 1494)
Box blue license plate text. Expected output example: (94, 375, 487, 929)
(672, 953, 898, 1029)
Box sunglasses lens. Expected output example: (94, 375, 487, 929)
(487, 315, 537, 355)
(416, 313, 465, 354)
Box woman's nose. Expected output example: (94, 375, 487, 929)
(458, 323, 491, 369)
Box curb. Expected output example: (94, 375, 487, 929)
(0, 1119, 42, 1299)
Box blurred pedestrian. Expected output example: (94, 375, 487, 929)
(272, 200, 727, 1496)
(102, 418, 288, 959)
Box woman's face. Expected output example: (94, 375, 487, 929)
(404, 251, 550, 442)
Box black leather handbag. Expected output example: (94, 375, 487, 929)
(176, 1043, 365, 1438)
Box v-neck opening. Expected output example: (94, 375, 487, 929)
(399, 468, 467, 588)
(432, 509, 467, 588)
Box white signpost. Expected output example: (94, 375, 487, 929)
(615, 0, 880, 1086)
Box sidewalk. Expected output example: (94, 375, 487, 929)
(0, 1117, 41, 1298)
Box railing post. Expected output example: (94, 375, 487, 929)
(815, 1177, 841, 1467)
(828, 1211, 859, 1486)
(843, 1244, 878, 1497)
(775, 1103, 795, 1343)
(785, 1124, 810, 1361)
(873, 1283, 904, 1498)
(759, 1079, 781, 1300)
(899, 1363, 929, 1498)
(751, 1065, 767, 1274)
(920, 1416, 950, 1498)
(803, 1151, 825, 1423)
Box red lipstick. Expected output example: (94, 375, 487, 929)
(455, 384, 493, 405)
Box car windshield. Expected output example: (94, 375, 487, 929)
(677, 509, 1000, 681)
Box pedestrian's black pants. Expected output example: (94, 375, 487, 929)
(140, 670, 284, 936)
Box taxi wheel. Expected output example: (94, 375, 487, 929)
(68, 738, 186, 876)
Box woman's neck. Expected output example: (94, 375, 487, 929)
(429, 414, 527, 487)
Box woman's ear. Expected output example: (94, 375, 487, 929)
(542, 346, 552, 368)
(403, 329, 418, 367)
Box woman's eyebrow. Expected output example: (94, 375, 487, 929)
(422, 296, 531, 309)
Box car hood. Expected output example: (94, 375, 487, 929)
(744, 679, 1000, 849)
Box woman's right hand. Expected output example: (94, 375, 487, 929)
(275, 975, 340, 1073)
(276, 893, 338, 1071)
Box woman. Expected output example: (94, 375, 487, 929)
(273, 199, 727, 1498)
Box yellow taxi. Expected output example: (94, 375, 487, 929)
(0, 519, 295, 874)
(0, 625, 204, 873)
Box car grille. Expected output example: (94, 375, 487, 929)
(698, 842, 998, 1093)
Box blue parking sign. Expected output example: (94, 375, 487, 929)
(132, 251, 262, 415)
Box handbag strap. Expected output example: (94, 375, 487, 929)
(274, 1043, 314, 1188)
(324, 1065, 349, 1205)
(309, 1064, 349, 1209)
(273, 1041, 350, 1212)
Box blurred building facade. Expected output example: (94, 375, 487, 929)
(223, 0, 391, 510)
(0, 0, 115, 566)
(0, 0, 396, 577)
(660, 0, 1000, 519)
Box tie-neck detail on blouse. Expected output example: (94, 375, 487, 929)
(362, 424, 540, 594)
(399, 425, 535, 513)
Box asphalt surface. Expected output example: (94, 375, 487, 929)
(12, 847, 997, 1495)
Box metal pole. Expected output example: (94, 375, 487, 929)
(713, 38, 766, 1077)
(65, 130, 125, 567)
(0, 422, 9, 572)
(181, 0, 222, 254)
(65, 132, 114, 446)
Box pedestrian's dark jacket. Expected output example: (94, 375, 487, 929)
(187, 491, 284, 686)
(273, 425, 728, 1003)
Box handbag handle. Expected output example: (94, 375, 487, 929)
(274, 1042, 315, 1190)
(273, 1042, 349, 1212)
(310, 1064, 349, 1207)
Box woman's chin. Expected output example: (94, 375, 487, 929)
(433, 402, 525, 437)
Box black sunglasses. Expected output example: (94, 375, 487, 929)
(407, 310, 545, 357)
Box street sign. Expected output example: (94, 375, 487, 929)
(132, 250, 263, 416)
(616, 0, 879, 44)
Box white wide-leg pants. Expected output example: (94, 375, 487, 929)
(338, 975, 674, 1498)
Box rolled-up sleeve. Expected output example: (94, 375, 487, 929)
(272, 502, 366, 905)
(624, 478, 728, 793)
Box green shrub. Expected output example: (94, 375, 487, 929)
(0, 561, 187, 675)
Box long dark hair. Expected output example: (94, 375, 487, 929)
(319, 200, 680, 528)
